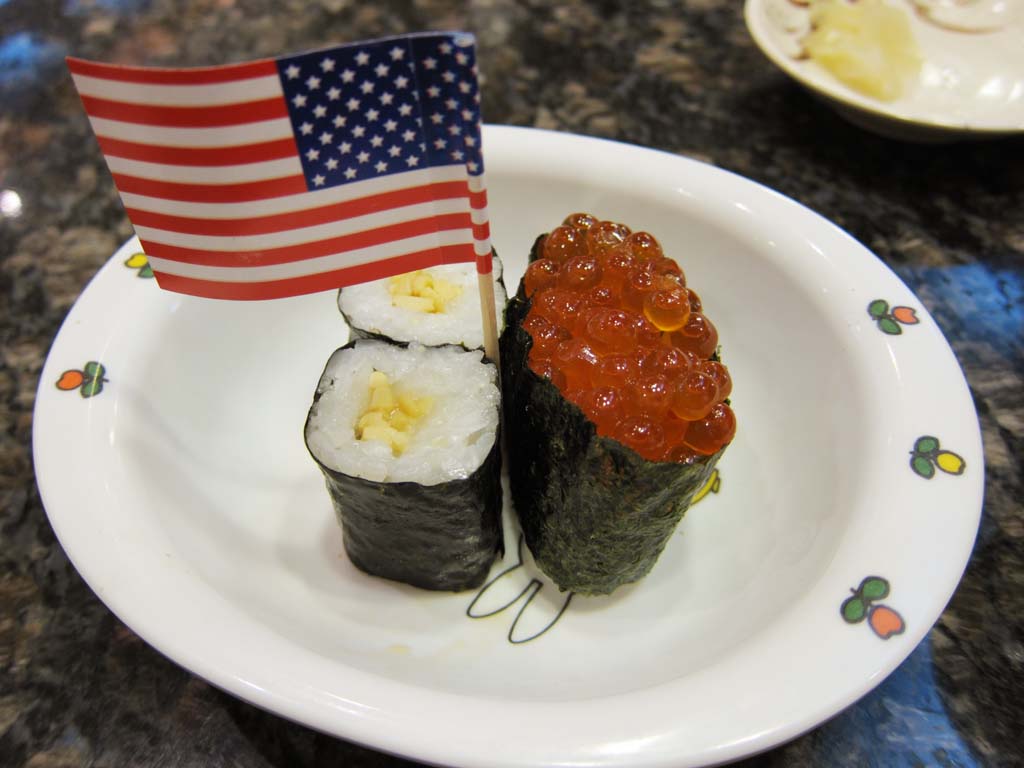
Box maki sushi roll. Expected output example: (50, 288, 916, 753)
(337, 259, 507, 351)
(501, 214, 736, 596)
(305, 340, 503, 591)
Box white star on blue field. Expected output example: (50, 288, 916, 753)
(276, 34, 484, 192)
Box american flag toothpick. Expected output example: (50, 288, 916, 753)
(68, 32, 498, 360)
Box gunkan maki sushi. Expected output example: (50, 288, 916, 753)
(501, 214, 736, 596)
(337, 259, 507, 351)
(305, 339, 503, 591)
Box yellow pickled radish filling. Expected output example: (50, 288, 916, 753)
(355, 370, 433, 456)
(388, 270, 463, 313)
(805, 0, 922, 102)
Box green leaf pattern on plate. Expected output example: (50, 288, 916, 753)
(83, 361, 105, 379)
(910, 435, 965, 479)
(867, 299, 919, 336)
(56, 360, 108, 398)
(860, 577, 889, 601)
(878, 317, 902, 335)
(840, 576, 905, 640)
(841, 595, 866, 623)
(867, 299, 889, 318)
(80, 376, 104, 398)
(911, 454, 936, 478)
(124, 252, 155, 279)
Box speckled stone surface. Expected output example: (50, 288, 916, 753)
(1, 1, 1021, 766)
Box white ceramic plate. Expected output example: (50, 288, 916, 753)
(745, 0, 1024, 141)
(34, 126, 983, 767)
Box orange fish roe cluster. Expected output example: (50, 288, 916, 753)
(523, 214, 736, 463)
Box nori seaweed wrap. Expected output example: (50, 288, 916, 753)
(501, 218, 733, 595)
(305, 340, 503, 591)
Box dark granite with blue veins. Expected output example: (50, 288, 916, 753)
(1, 0, 1021, 766)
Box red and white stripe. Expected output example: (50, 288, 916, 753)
(67, 57, 492, 300)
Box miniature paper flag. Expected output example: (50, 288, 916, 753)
(67, 32, 492, 301)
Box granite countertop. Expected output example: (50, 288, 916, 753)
(1, 1, 1022, 766)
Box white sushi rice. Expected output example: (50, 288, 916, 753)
(337, 261, 506, 349)
(306, 341, 500, 485)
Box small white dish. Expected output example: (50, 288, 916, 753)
(34, 126, 983, 767)
(745, 0, 1024, 141)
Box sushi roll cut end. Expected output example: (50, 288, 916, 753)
(355, 370, 434, 457)
(338, 262, 507, 351)
(306, 341, 503, 591)
(387, 270, 463, 313)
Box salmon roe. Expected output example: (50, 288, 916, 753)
(523, 214, 735, 462)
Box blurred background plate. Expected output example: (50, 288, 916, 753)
(744, 0, 1024, 142)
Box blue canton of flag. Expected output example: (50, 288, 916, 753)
(278, 33, 484, 192)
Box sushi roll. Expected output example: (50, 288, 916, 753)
(501, 214, 736, 596)
(305, 340, 503, 591)
(337, 258, 507, 351)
